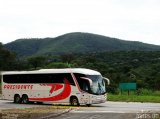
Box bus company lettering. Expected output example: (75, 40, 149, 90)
(4, 85, 33, 90)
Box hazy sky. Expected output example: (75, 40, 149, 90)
(0, 0, 160, 45)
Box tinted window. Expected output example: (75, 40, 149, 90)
(3, 73, 75, 85)
(74, 73, 90, 92)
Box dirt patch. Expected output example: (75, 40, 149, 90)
(1, 106, 72, 119)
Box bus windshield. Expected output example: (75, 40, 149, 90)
(86, 75, 106, 95)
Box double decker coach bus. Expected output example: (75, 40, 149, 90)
(1, 68, 110, 106)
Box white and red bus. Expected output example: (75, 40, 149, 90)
(1, 68, 110, 106)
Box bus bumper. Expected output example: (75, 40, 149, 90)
(91, 94, 106, 104)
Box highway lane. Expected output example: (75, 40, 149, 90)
(45, 102, 160, 119)
(0, 100, 160, 119)
(75, 101, 160, 113)
(0, 100, 160, 111)
(48, 112, 136, 119)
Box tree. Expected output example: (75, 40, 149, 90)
(0, 45, 16, 70)
(27, 56, 46, 69)
(60, 54, 75, 64)
(0, 42, 2, 49)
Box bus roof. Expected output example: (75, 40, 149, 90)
(1, 68, 101, 75)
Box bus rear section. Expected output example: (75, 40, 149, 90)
(2, 72, 78, 105)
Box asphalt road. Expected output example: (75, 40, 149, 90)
(46, 102, 160, 119)
(0, 100, 160, 119)
(75, 101, 160, 113)
(0, 100, 46, 110)
(0, 100, 159, 112)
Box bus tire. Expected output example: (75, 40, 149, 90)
(22, 94, 29, 104)
(86, 104, 91, 107)
(37, 102, 43, 104)
(70, 97, 79, 106)
(14, 94, 21, 104)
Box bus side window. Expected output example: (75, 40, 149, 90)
(83, 83, 89, 91)
(61, 73, 75, 86)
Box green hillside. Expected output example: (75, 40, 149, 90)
(1, 41, 160, 94)
(4, 32, 160, 57)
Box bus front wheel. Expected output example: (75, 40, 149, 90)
(22, 95, 29, 104)
(86, 104, 91, 107)
(70, 97, 79, 106)
(14, 94, 21, 104)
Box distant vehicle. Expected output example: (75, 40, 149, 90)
(1, 68, 110, 106)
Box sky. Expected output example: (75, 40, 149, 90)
(0, 0, 160, 45)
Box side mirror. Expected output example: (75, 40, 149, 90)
(103, 77, 110, 85)
(80, 77, 93, 86)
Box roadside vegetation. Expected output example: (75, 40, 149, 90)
(108, 94, 160, 103)
(0, 43, 160, 102)
(108, 89, 160, 103)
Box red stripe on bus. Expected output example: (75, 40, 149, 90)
(40, 84, 63, 94)
(29, 78, 71, 101)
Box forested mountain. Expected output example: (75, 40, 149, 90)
(1, 41, 160, 91)
(4, 32, 160, 57)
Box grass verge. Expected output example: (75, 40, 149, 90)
(108, 94, 160, 103)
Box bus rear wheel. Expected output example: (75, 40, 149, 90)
(70, 97, 79, 106)
(14, 94, 21, 103)
(22, 95, 29, 104)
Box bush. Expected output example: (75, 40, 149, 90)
(140, 89, 153, 95)
(153, 90, 160, 96)
(107, 85, 119, 94)
(45, 62, 75, 68)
